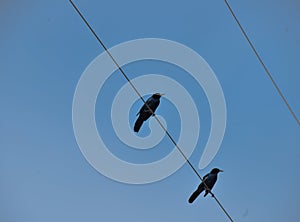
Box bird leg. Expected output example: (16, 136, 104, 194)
(205, 188, 215, 198)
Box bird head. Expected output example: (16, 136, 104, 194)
(152, 93, 165, 99)
(210, 168, 224, 174)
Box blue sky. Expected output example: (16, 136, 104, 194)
(1, 0, 299, 221)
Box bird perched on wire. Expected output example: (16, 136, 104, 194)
(188, 168, 223, 203)
(134, 93, 164, 133)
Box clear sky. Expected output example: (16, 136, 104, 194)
(1, 0, 299, 221)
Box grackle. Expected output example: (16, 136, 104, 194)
(134, 93, 164, 133)
(188, 168, 223, 203)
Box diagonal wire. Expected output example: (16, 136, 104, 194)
(68, 1, 234, 221)
(224, 0, 300, 126)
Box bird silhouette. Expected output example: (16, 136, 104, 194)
(188, 168, 223, 203)
(134, 93, 164, 133)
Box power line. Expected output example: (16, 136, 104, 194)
(224, 0, 300, 126)
(68, 0, 234, 221)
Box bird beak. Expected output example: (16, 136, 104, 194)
(219, 169, 224, 172)
(159, 93, 165, 96)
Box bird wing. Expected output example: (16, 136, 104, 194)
(203, 173, 209, 182)
(136, 97, 155, 115)
(199, 173, 211, 190)
(136, 103, 145, 116)
(194, 173, 209, 191)
(136, 97, 153, 116)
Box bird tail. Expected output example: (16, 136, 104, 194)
(134, 117, 144, 132)
(188, 187, 204, 203)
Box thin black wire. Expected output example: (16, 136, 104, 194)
(69, 1, 234, 221)
(224, 0, 300, 126)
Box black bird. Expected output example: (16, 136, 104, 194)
(134, 93, 164, 133)
(188, 168, 223, 203)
